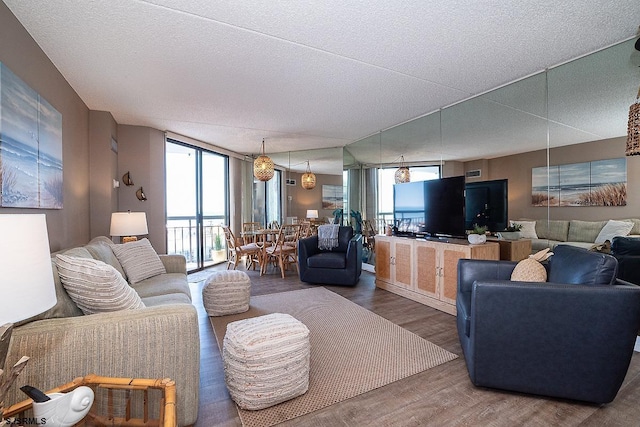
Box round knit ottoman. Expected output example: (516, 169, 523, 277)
(222, 313, 310, 410)
(202, 270, 251, 316)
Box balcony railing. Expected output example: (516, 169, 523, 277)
(166, 216, 227, 270)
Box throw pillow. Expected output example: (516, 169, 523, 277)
(55, 254, 145, 315)
(510, 220, 538, 239)
(111, 238, 166, 284)
(510, 248, 553, 282)
(594, 220, 634, 244)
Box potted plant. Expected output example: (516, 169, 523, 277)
(500, 223, 522, 240)
(468, 224, 488, 244)
(211, 232, 226, 263)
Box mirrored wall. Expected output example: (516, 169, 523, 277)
(344, 38, 640, 263)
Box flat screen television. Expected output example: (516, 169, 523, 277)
(393, 176, 466, 238)
(464, 179, 508, 232)
(423, 176, 466, 238)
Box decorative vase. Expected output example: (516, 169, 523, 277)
(467, 234, 487, 245)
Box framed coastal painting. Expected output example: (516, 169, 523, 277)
(322, 185, 344, 210)
(532, 158, 626, 207)
(0, 62, 63, 209)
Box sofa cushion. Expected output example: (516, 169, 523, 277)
(111, 238, 167, 284)
(534, 220, 570, 242)
(132, 273, 192, 300)
(621, 218, 640, 235)
(141, 293, 193, 306)
(55, 254, 146, 314)
(595, 220, 634, 244)
(568, 220, 606, 243)
(307, 252, 347, 269)
(85, 237, 127, 279)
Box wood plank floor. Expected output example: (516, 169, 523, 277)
(189, 264, 640, 426)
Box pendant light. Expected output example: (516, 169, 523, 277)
(254, 139, 275, 181)
(394, 155, 410, 184)
(627, 39, 640, 156)
(301, 160, 316, 190)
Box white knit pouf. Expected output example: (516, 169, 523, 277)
(202, 270, 251, 316)
(223, 313, 310, 410)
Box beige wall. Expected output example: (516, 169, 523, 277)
(116, 125, 167, 253)
(89, 111, 118, 238)
(0, 2, 91, 251)
(286, 172, 343, 221)
(475, 136, 640, 222)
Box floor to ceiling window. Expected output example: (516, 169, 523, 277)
(165, 139, 229, 271)
(252, 170, 282, 227)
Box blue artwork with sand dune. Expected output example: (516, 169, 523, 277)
(532, 158, 626, 207)
(0, 62, 62, 209)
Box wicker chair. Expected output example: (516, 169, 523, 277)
(262, 224, 299, 278)
(222, 226, 261, 270)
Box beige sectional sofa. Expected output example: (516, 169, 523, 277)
(515, 218, 640, 252)
(4, 236, 199, 426)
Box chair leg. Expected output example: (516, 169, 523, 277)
(279, 256, 285, 279)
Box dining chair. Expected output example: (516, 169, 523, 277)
(222, 226, 261, 270)
(241, 222, 262, 244)
(299, 221, 312, 239)
(262, 224, 299, 278)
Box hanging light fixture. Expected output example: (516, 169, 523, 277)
(301, 160, 316, 190)
(394, 155, 410, 184)
(254, 139, 275, 181)
(627, 40, 640, 156)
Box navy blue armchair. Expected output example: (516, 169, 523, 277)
(456, 244, 640, 404)
(298, 226, 363, 286)
(612, 236, 640, 285)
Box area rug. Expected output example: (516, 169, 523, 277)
(209, 287, 458, 427)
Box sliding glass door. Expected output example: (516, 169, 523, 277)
(165, 140, 229, 271)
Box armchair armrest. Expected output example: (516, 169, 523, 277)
(457, 259, 518, 294)
(299, 235, 320, 259)
(468, 280, 640, 403)
(159, 254, 187, 274)
(345, 234, 363, 265)
(5, 304, 199, 426)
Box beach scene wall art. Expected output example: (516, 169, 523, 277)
(532, 158, 626, 207)
(0, 62, 63, 209)
(322, 185, 344, 210)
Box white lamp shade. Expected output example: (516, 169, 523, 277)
(0, 214, 57, 324)
(110, 212, 148, 236)
(306, 210, 319, 219)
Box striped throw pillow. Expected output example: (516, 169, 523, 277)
(56, 254, 145, 315)
(111, 238, 167, 284)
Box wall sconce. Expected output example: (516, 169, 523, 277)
(122, 171, 134, 186)
(136, 187, 147, 201)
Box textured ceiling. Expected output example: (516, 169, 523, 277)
(3, 0, 640, 174)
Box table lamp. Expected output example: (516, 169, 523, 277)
(306, 210, 319, 220)
(0, 214, 57, 408)
(110, 211, 148, 243)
